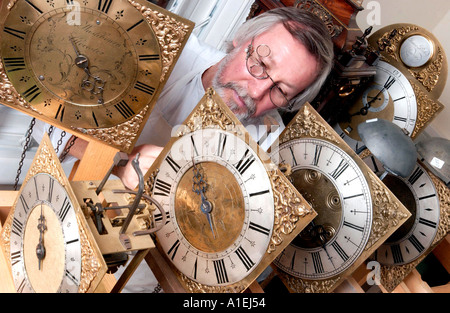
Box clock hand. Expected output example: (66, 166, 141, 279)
(192, 158, 216, 239)
(69, 36, 106, 104)
(36, 203, 47, 270)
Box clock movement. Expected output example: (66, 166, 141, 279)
(0, 0, 193, 153)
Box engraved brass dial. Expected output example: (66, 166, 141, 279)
(152, 128, 274, 286)
(1, 0, 161, 129)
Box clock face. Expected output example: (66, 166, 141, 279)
(271, 138, 373, 279)
(1, 0, 161, 129)
(335, 61, 417, 151)
(152, 128, 274, 286)
(365, 157, 440, 265)
(400, 35, 434, 68)
(9, 173, 82, 293)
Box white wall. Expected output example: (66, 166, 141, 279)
(356, 0, 450, 140)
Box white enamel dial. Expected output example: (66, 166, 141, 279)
(335, 61, 417, 152)
(400, 35, 434, 68)
(365, 157, 440, 265)
(152, 128, 274, 286)
(9, 173, 82, 293)
(271, 139, 373, 279)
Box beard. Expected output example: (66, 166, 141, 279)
(211, 52, 260, 124)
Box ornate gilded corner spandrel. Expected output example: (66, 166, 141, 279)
(268, 170, 314, 254)
(410, 82, 443, 138)
(179, 271, 247, 293)
(430, 173, 450, 245)
(75, 104, 150, 152)
(380, 262, 417, 293)
(408, 47, 444, 93)
(365, 172, 410, 250)
(279, 104, 340, 145)
(294, 0, 343, 38)
(278, 269, 341, 293)
(76, 214, 102, 293)
(128, 0, 192, 82)
(176, 89, 237, 137)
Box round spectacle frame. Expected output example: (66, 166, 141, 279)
(245, 40, 293, 110)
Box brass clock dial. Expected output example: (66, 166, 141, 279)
(269, 103, 410, 293)
(335, 61, 417, 151)
(145, 88, 316, 292)
(0, 134, 107, 293)
(0, 0, 193, 152)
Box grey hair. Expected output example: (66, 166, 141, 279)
(230, 7, 334, 112)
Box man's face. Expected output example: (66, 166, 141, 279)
(212, 23, 319, 121)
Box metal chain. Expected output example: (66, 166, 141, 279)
(14, 118, 36, 190)
(59, 135, 78, 162)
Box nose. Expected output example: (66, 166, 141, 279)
(247, 76, 273, 102)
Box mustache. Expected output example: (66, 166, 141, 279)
(221, 82, 257, 117)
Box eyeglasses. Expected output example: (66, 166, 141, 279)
(245, 39, 293, 110)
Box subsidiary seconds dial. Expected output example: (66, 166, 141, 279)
(1, 0, 161, 129)
(271, 139, 373, 279)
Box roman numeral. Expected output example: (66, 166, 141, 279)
(418, 194, 437, 201)
(165, 155, 180, 173)
(3, 27, 26, 40)
(139, 54, 160, 61)
(127, 19, 144, 32)
(343, 220, 364, 232)
(3, 57, 25, 72)
(98, 0, 113, 13)
(418, 217, 437, 229)
(66, 0, 75, 5)
(393, 116, 407, 123)
(55, 104, 65, 122)
(58, 197, 71, 222)
(289, 146, 297, 166)
(249, 189, 270, 197)
(312, 144, 322, 166)
(234, 149, 255, 175)
(329, 159, 349, 180)
(235, 246, 255, 271)
(16, 278, 27, 293)
(25, 0, 43, 13)
(248, 221, 270, 236)
(167, 239, 180, 260)
(216, 133, 227, 158)
(19, 194, 30, 214)
(384, 76, 396, 89)
(391, 244, 404, 264)
(154, 211, 170, 224)
(11, 250, 22, 266)
(331, 241, 349, 261)
(48, 177, 54, 202)
(192, 257, 198, 280)
(213, 259, 229, 284)
(114, 100, 135, 119)
(311, 251, 324, 274)
(408, 167, 423, 185)
(408, 234, 425, 253)
(11, 218, 24, 237)
(134, 81, 155, 95)
(290, 250, 296, 270)
(23, 85, 41, 102)
(66, 239, 79, 245)
(65, 270, 79, 285)
(191, 135, 199, 156)
(154, 179, 171, 197)
(92, 112, 99, 127)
